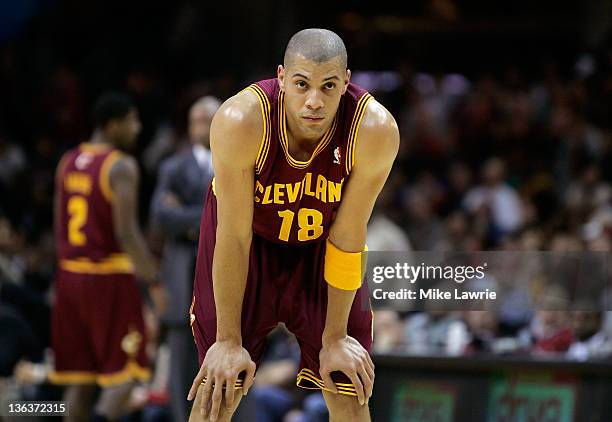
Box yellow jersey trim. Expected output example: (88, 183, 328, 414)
(79, 142, 113, 154)
(278, 90, 338, 169)
(48, 371, 97, 384)
(296, 368, 358, 397)
(97, 360, 151, 387)
(244, 84, 271, 174)
(345, 93, 373, 174)
(49, 360, 150, 386)
(99, 150, 122, 202)
(60, 253, 134, 274)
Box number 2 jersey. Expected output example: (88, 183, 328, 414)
(210, 78, 373, 245)
(52, 143, 148, 385)
(55, 143, 133, 273)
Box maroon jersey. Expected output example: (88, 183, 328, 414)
(56, 143, 133, 273)
(191, 80, 375, 395)
(232, 78, 372, 245)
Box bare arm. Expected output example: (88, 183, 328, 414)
(324, 99, 399, 339)
(210, 92, 262, 343)
(109, 156, 159, 283)
(320, 99, 399, 404)
(188, 89, 263, 417)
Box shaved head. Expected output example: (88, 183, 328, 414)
(284, 28, 347, 69)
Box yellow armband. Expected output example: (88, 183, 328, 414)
(324, 239, 367, 290)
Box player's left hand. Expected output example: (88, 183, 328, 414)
(319, 335, 374, 406)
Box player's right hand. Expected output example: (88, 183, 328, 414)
(187, 340, 256, 421)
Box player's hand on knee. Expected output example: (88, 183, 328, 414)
(187, 340, 256, 421)
(319, 335, 375, 406)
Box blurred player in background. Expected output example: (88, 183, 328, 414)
(188, 29, 399, 421)
(50, 92, 164, 422)
(151, 96, 220, 421)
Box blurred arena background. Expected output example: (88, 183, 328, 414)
(1, 1, 612, 421)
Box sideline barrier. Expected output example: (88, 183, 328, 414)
(371, 353, 612, 422)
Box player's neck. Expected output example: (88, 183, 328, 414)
(285, 115, 331, 148)
(90, 131, 113, 147)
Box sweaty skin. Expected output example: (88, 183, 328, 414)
(188, 55, 399, 422)
(187, 91, 261, 422)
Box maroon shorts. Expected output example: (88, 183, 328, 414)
(191, 191, 372, 397)
(49, 269, 150, 386)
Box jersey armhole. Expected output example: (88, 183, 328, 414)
(243, 84, 271, 175)
(99, 150, 123, 202)
(345, 93, 373, 175)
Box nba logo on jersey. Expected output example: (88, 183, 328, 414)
(333, 146, 341, 165)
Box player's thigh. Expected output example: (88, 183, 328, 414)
(289, 278, 373, 391)
(52, 272, 97, 370)
(322, 390, 371, 421)
(188, 383, 243, 422)
(90, 274, 149, 375)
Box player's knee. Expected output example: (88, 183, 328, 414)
(323, 391, 369, 418)
(188, 385, 242, 422)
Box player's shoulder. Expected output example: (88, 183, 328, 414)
(109, 152, 138, 181)
(360, 98, 398, 136)
(357, 98, 399, 159)
(215, 89, 263, 130)
(210, 88, 265, 163)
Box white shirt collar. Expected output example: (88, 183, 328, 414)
(192, 144, 211, 170)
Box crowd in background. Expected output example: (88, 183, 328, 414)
(365, 54, 612, 361)
(1, 3, 612, 418)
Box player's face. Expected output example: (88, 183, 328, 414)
(113, 109, 141, 149)
(278, 56, 350, 139)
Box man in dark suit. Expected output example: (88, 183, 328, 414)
(151, 96, 220, 422)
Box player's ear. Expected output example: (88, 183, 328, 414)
(277, 65, 285, 91)
(342, 69, 351, 95)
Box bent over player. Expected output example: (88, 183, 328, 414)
(188, 29, 399, 422)
(50, 93, 163, 422)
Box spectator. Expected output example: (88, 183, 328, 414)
(462, 310, 500, 354)
(0, 303, 42, 377)
(463, 157, 523, 243)
(519, 285, 574, 355)
(372, 311, 405, 353)
(0, 135, 25, 187)
(567, 300, 612, 361)
(403, 190, 445, 250)
(404, 308, 469, 356)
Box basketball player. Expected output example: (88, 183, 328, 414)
(50, 92, 164, 421)
(188, 29, 399, 422)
